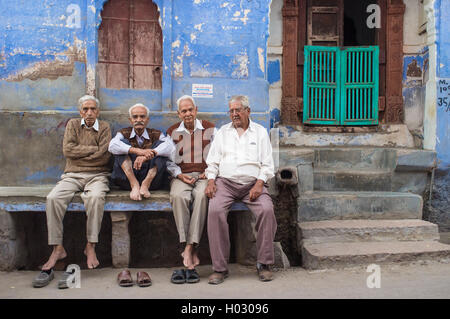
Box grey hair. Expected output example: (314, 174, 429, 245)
(176, 95, 196, 110)
(78, 95, 100, 110)
(128, 103, 150, 118)
(228, 95, 250, 109)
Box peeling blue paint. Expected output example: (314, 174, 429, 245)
(268, 60, 280, 85)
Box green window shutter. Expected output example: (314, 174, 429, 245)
(341, 47, 379, 125)
(303, 46, 379, 126)
(303, 46, 340, 125)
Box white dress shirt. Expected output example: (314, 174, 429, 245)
(205, 120, 274, 184)
(166, 119, 217, 177)
(108, 128, 174, 158)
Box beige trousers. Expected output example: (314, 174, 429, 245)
(46, 172, 110, 245)
(170, 172, 208, 245)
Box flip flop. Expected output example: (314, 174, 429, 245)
(58, 270, 74, 289)
(117, 270, 134, 287)
(171, 269, 186, 284)
(137, 271, 152, 287)
(185, 269, 200, 284)
(32, 269, 54, 288)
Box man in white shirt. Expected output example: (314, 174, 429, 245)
(108, 103, 174, 200)
(205, 95, 277, 284)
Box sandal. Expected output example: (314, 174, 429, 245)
(137, 271, 152, 287)
(185, 269, 200, 284)
(117, 270, 134, 287)
(171, 269, 186, 284)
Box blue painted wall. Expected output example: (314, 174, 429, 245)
(0, 0, 272, 185)
(435, 0, 450, 169)
(0, 0, 271, 119)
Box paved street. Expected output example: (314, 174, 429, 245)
(1, 261, 449, 299)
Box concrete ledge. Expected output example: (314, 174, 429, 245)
(298, 191, 423, 222)
(302, 241, 450, 269)
(0, 186, 248, 212)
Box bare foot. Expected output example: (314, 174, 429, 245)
(42, 246, 67, 270)
(181, 251, 193, 269)
(130, 185, 142, 201)
(139, 186, 151, 198)
(84, 243, 100, 269)
(140, 167, 157, 199)
(192, 249, 200, 268)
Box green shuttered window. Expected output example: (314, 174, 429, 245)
(303, 46, 379, 126)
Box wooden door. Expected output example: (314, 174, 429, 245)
(98, 0, 162, 90)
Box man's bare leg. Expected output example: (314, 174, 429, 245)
(140, 167, 157, 198)
(42, 245, 67, 271)
(84, 242, 100, 269)
(121, 157, 141, 201)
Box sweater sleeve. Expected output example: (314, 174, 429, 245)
(71, 123, 112, 167)
(63, 119, 98, 159)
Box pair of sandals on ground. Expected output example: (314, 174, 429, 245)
(116, 268, 199, 287)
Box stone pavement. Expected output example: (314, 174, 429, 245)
(1, 261, 450, 299)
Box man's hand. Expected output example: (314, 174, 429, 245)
(177, 174, 196, 185)
(130, 147, 156, 160)
(205, 179, 217, 199)
(249, 180, 264, 201)
(141, 149, 156, 160)
(133, 155, 148, 170)
(198, 172, 206, 179)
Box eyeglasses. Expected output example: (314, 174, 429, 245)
(227, 107, 248, 115)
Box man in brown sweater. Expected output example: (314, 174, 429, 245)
(166, 95, 216, 283)
(34, 95, 111, 287)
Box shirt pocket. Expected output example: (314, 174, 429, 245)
(245, 142, 259, 162)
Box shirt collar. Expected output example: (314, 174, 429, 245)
(175, 119, 204, 132)
(226, 119, 255, 132)
(81, 119, 99, 131)
(130, 128, 150, 140)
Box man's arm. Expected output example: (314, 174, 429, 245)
(63, 119, 98, 159)
(205, 127, 222, 181)
(76, 124, 112, 163)
(71, 124, 112, 167)
(256, 128, 275, 183)
(152, 133, 175, 158)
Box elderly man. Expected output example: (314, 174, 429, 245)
(33, 95, 111, 288)
(166, 95, 216, 284)
(205, 95, 277, 284)
(108, 103, 173, 200)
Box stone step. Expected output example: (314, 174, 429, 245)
(302, 241, 450, 269)
(314, 148, 397, 171)
(313, 169, 392, 191)
(298, 219, 440, 245)
(297, 191, 422, 222)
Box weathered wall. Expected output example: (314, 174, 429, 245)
(0, 0, 273, 186)
(422, 0, 450, 232)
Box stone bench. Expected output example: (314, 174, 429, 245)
(0, 186, 288, 271)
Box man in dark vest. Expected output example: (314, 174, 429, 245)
(166, 95, 216, 283)
(108, 103, 174, 200)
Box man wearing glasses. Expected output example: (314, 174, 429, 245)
(108, 103, 174, 200)
(205, 95, 277, 284)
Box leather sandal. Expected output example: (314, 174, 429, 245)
(117, 270, 134, 287)
(171, 269, 186, 284)
(208, 270, 228, 285)
(185, 269, 200, 284)
(137, 271, 152, 287)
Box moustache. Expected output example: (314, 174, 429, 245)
(134, 121, 145, 126)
